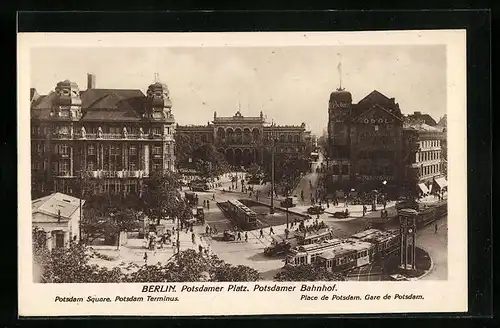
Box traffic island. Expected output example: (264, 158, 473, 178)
(381, 247, 432, 280)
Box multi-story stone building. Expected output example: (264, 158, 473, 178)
(30, 74, 176, 197)
(402, 123, 446, 196)
(326, 88, 405, 194)
(176, 110, 310, 168)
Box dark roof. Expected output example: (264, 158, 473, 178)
(80, 89, 145, 110)
(329, 90, 352, 103)
(31, 88, 148, 122)
(350, 90, 403, 119)
(406, 113, 437, 126)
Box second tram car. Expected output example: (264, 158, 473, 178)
(351, 229, 400, 259)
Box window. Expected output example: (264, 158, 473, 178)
(59, 162, 69, 175)
(60, 144, 68, 155)
(129, 146, 137, 156)
(129, 162, 137, 171)
(88, 144, 95, 155)
(110, 145, 121, 156)
(152, 127, 162, 136)
(374, 125, 379, 131)
(152, 145, 162, 155)
(87, 161, 95, 171)
(152, 162, 163, 171)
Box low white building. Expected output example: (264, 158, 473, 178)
(32, 192, 84, 250)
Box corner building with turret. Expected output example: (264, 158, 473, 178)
(327, 88, 405, 195)
(30, 74, 176, 197)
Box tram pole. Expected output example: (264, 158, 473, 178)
(270, 122, 275, 215)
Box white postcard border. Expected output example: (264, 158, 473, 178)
(18, 30, 467, 316)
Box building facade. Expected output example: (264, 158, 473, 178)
(327, 89, 405, 193)
(402, 123, 446, 196)
(32, 192, 84, 249)
(30, 74, 176, 197)
(176, 110, 310, 168)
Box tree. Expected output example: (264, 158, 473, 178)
(274, 264, 346, 281)
(33, 234, 125, 283)
(140, 171, 184, 225)
(192, 143, 229, 178)
(211, 264, 260, 282)
(174, 132, 197, 167)
(81, 193, 142, 247)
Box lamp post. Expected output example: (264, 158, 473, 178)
(79, 170, 83, 244)
(270, 122, 276, 215)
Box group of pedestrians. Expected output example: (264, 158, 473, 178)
(236, 231, 249, 242)
(258, 226, 275, 239)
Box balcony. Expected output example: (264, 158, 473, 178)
(76, 133, 145, 140)
(84, 170, 147, 179)
(51, 132, 72, 140)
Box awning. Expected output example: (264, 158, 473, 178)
(418, 183, 429, 194)
(434, 177, 448, 189)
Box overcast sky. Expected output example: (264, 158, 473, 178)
(31, 45, 446, 135)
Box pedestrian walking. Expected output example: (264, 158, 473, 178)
(206, 225, 210, 235)
(259, 229, 264, 238)
(285, 228, 289, 239)
(212, 194, 215, 201)
(207, 202, 210, 210)
(143, 252, 148, 264)
(245, 232, 248, 242)
(237, 231, 242, 241)
(198, 244, 203, 253)
(191, 232, 196, 244)
(269, 226, 275, 235)
(435, 223, 438, 234)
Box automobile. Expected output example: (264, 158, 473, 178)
(264, 240, 291, 257)
(248, 178, 262, 185)
(191, 183, 209, 192)
(223, 230, 236, 241)
(307, 205, 325, 215)
(192, 206, 205, 224)
(280, 196, 298, 208)
(332, 211, 349, 218)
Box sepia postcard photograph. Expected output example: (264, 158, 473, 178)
(18, 30, 467, 316)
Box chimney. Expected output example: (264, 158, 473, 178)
(87, 73, 96, 89)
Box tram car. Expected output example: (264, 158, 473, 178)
(286, 239, 344, 266)
(225, 199, 258, 230)
(286, 238, 374, 272)
(315, 239, 375, 272)
(397, 200, 448, 228)
(351, 229, 400, 259)
(416, 201, 448, 227)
